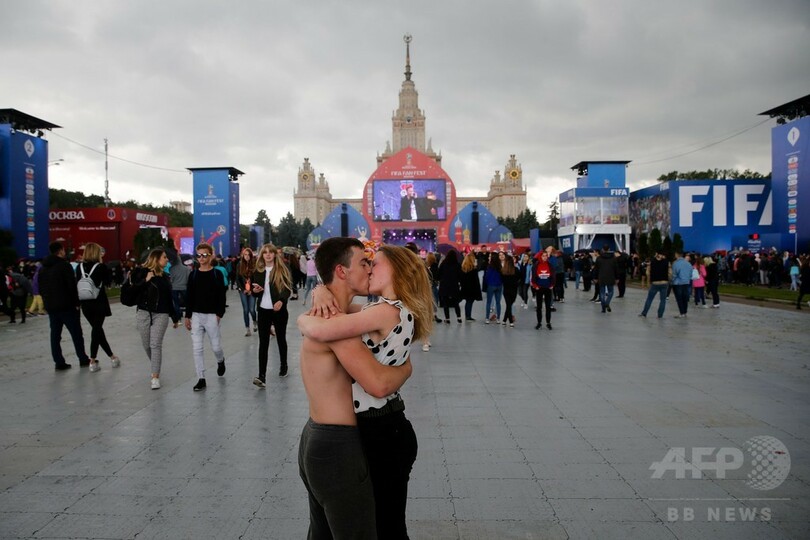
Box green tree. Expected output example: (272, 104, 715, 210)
(657, 169, 770, 182)
(545, 200, 559, 231)
(637, 232, 649, 260)
(672, 233, 684, 256)
(275, 212, 300, 247)
(298, 218, 315, 249)
(254, 210, 272, 244)
(133, 228, 171, 261)
(649, 228, 663, 256)
(662, 236, 673, 260)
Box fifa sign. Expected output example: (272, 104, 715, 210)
(677, 183, 772, 228)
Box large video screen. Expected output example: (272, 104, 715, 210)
(372, 179, 447, 222)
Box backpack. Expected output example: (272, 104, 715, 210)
(120, 267, 145, 307)
(77, 263, 101, 301)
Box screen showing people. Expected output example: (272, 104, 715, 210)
(373, 180, 447, 222)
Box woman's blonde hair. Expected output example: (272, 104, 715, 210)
(255, 243, 292, 293)
(82, 242, 103, 263)
(144, 248, 167, 276)
(377, 245, 434, 341)
(461, 251, 477, 273)
(425, 252, 437, 267)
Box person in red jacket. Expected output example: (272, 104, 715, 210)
(531, 251, 556, 330)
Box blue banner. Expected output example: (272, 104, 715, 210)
(0, 125, 50, 258)
(192, 169, 231, 258)
(771, 116, 809, 251)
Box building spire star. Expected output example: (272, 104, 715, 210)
(404, 34, 412, 81)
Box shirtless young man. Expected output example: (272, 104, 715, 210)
(298, 237, 411, 540)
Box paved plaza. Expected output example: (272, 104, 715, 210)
(1, 285, 808, 539)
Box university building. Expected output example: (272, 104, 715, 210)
(293, 36, 527, 241)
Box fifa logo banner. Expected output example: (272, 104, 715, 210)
(771, 116, 809, 250)
(190, 167, 241, 258)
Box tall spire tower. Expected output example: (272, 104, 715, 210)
(378, 34, 441, 165)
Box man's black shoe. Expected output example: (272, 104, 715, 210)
(79, 361, 90, 368)
(279, 366, 288, 378)
(217, 361, 226, 376)
(193, 378, 207, 391)
(54, 363, 72, 371)
(606, 306, 612, 313)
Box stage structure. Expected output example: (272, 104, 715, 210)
(189, 167, 243, 258)
(557, 161, 632, 254)
(0, 109, 58, 259)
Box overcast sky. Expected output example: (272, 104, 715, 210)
(3, 0, 809, 225)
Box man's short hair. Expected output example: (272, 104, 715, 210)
(315, 237, 364, 285)
(49, 241, 64, 254)
(195, 242, 214, 255)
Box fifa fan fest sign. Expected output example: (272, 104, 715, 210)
(771, 116, 809, 252)
(189, 167, 242, 258)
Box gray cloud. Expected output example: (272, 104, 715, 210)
(3, 0, 808, 224)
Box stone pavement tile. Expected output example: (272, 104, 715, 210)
(240, 517, 308, 540)
(522, 448, 607, 465)
(596, 445, 677, 465)
(0, 490, 84, 513)
(559, 521, 678, 540)
(0, 474, 26, 491)
(584, 435, 670, 453)
(92, 475, 189, 496)
(37, 457, 129, 477)
(456, 519, 567, 540)
(448, 462, 535, 480)
(663, 521, 791, 540)
(773, 521, 810, 539)
(575, 425, 655, 440)
(254, 494, 310, 520)
(567, 415, 648, 428)
(449, 478, 545, 500)
(178, 476, 269, 498)
(443, 436, 521, 452)
(529, 462, 621, 481)
(136, 515, 253, 540)
(407, 497, 456, 521)
(542, 478, 638, 499)
(9, 474, 107, 494)
(194, 455, 285, 479)
(453, 496, 555, 521)
(438, 423, 515, 440)
(0, 446, 75, 476)
(445, 448, 527, 465)
(627, 477, 731, 500)
(0, 512, 57, 538)
(405, 519, 460, 539)
(158, 494, 263, 518)
(112, 457, 203, 479)
(409, 462, 452, 498)
(64, 493, 171, 516)
(550, 497, 657, 522)
(33, 513, 148, 539)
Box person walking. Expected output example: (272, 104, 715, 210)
(28, 263, 47, 316)
(235, 247, 258, 336)
(705, 256, 721, 308)
(38, 241, 91, 370)
(517, 252, 532, 308)
(531, 250, 555, 330)
(692, 255, 708, 308)
(483, 253, 503, 323)
(437, 249, 462, 323)
(302, 254, 319, 305)
(594, 245, 618, 313)
(251, 243, 293, 386)
(671, 252, 693, 318)
(639, 250, 671, 318)
(796, 256, 810, 310)
(6, 266, 32, 324)
(460, 251, 482, 322)
(132, 248, 178, 389)
(184, 243, 228, 392)
(169, 252, 191, 326)
(76, 242, 119, 372)
(501, 254, 519, 327)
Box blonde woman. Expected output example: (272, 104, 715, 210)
(301, 244, 433, 539)
(133, 248, 177, 389)
(76, 242, 118, 372)
(250, 243, 293, 385)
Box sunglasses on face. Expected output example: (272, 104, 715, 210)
(196, 253, 211, 259)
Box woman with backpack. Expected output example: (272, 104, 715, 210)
(132, 248, 178, 389)
(76, 242, 118, 372)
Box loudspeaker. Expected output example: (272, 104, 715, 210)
(471, 211, 479, 245)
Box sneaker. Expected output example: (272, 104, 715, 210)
(546, 323, 552, 330)
(151, 377, 161, 390)
(444, 319, 450, 324)
(253, 324, 258, 332)
(534, 324, 541, 330)
(485, 319, 490, 324)
(457, 318, 463, 323)
(711, 304, 720, 308)
(193, 378, 206, 391)
(509, 322, 514, 328)
(217, 361, 226, 377)
(638, 313, 646, 317)
(89, 361, 101, 373)
(79, 360, 90, 368)
(111, 356, 120, 368)
(466, 318, 476, 322)
(421, 343, 430, 352)
(55, 363, 72, 371)
(700, 305, 708, 309)
(606, 306, 612, 313)
(253, 377, 266, 388)
(279, 366, 288, 378)
(245, 328, 252, 337)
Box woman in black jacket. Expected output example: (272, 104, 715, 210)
(76, 242, 118, 372)
(459, 251, 482, 322)
(501, 254, 520, 327)
(437, 249, 462, 323)
(250, 244, 293, 385)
